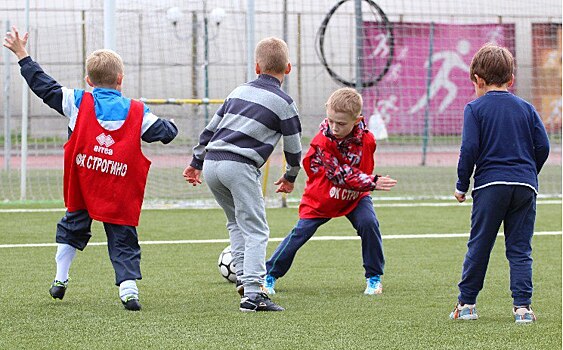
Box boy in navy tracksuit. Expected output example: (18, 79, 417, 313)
(450, 44, 550, 323)
(3, 27, 178, 311)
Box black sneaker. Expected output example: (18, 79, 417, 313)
(49, 280, 68, 300)
(240, 292, 284, 312)
(122, 295, 142, 311)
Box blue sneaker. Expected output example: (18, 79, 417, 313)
(364, 275, 382, 295)
(449, 302, 478, 320)
(264, 274, 276, 295)
(513, 306, 536, 324)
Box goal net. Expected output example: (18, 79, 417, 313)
(0, 0, 560, 206)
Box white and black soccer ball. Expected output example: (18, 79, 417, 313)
(218, 245, 237, 283)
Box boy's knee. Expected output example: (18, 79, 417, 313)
(355, 221, 379, 235)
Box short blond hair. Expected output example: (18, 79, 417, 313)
(255, 37, 289, 74)
(86, 49, 124, 87)
(326, 88, 363, 118)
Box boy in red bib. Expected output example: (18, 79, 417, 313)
(4, 27, 177, 311)
(264, 88, 397, 295)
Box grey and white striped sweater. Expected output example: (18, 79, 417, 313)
(190, 74, 302, 182)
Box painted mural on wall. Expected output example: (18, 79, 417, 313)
(362, 22, 515, 137)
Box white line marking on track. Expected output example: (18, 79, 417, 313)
(0, 231, 560, 249)
(0, 199, 560, 213)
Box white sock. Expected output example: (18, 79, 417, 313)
(119, 280, 139, 301)
(54, 243, 77, 282)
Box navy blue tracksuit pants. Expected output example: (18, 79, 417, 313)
(266, 196, 385, 279)
(56, 209, 142, 285)
(458, 185, 536, 306)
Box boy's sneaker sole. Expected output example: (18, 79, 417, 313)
(449, 311, 478, 320)
(239, 293, 284, 312)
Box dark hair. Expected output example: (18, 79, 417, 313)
(470, 43, 514, 86)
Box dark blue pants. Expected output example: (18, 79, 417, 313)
(56, 210, 142, 285)
(458, 185, 536, 306)
(266, 196, 385, 279)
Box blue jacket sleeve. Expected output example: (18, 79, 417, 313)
(18, 56, 64, 115)
(532, 109, 550, 174)
(141, 119, 178, 144)
(456, 105, 480, 192)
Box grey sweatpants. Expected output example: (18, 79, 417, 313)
(203, 160, 269, 294)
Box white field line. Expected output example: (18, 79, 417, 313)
(0, 231, 560, 249)
(0, 199, 560, 213)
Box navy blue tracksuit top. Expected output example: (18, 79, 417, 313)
(456, 90, 550, 194)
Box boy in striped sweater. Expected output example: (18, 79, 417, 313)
(183, 37, 302, 312)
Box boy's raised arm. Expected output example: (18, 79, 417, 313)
(3, 26, 29, 60)
(4, 26, 65, 116)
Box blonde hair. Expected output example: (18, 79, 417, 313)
(326, 88, 363, 118)
(470, 43, 514, 86)
(86, 49, 124, 87)
(255, 37, 289, 74)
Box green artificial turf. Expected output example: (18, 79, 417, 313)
(0, 203, 560, 349)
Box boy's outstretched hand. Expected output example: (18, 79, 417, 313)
(374, 175, 397, 191)
(274, 176, 294, 193)
(3, 26, 29, 60)
(183, 165, 202, 186)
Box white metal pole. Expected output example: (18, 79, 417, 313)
(246, 0, 255, 81)
(20, 1, 29, 200)
(3, 20, 11, 171)
(104, 0, 116, 50)
(354, 0, 363, 93)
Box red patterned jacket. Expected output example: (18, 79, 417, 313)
(299, 119, 378, 219)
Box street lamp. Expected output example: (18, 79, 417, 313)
(167, 5, 226, 123)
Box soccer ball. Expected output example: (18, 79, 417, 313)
(218, 245, 237, 283)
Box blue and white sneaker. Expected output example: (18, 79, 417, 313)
(513, 306, 536, 324)
(263, 274, 277, 295)
(364, 275, 383, 295)
(449, 302, 478, 320)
